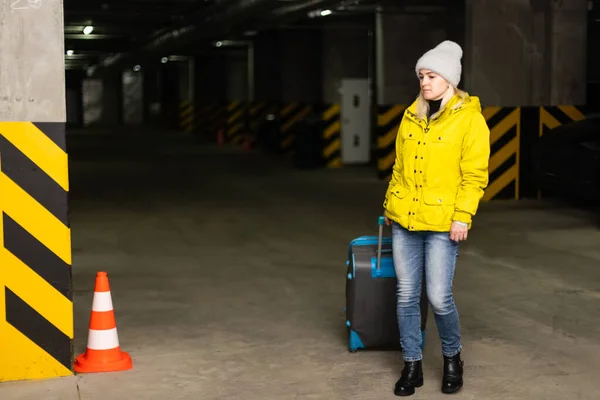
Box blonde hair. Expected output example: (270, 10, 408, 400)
(415, 86, 467, 120)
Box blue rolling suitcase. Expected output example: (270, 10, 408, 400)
(345, 216, 428, 352)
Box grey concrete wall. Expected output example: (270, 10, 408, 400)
(376, 11, 458, 105)
(83, 73, 122, 126)
(195, 55, 227, 102)
(0, 0, 65, 121)
(464, 0, 587, 106)
(279, 30, 322, 103)
(122, 70, 143, 125)
(225, 50, 249, 101)
(82, 79, 103, 125)
(254, 31, 281, 101)
(143, 68, 161, 125)
(178, 60, 195, 102)
(465, 0, 547, 106)
(322, 27, 370, 104)
(547, 0, 588, 105)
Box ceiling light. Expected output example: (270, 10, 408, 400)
(320, 9, 332, 16)
(66, 50, 74, 56)
(83, 25, 94, 35)
(161, 57, 169, 63)
(133, 65, 141, 71)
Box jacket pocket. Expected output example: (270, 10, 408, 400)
(391, 184, 411, 199)
(420, 190, 456, 227)
(423, 190, 456, 206)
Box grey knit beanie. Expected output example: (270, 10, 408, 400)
(415, 40, 463, 87)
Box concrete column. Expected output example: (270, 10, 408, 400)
(464, 0, 587, 106)
(101, 72, 123, 125)
(0, 0, 73, 382)
(160, 63, 181, 129)
(122, 69, 144, 125)
(66, 70, 85, 128)
(195, 54, 228, 102)
(252, 29, 322, 103)
(547, 0, 588, 105)
(143, 67, 161, 125)
(279, 29, 322, 103)
(253, 31, 282, 101)
(375, 9, 463, 105)
(178, 59, 195, 103)
(225, 49, 250, 101)
(322, 26, 370, 104)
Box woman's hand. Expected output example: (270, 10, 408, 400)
(450, 221, 468, 242)
(383, 211, 392, 226)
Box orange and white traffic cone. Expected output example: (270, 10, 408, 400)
(74, 272, 132, 373)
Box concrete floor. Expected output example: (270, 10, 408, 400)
(2, 131, 600, 399)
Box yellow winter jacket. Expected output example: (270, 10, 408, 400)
(383, 92, 490, 232)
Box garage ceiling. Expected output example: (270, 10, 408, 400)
(63, 0, 461, 74)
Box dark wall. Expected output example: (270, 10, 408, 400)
(587, 11, 600, 107)
(254, 31, 282, 101)
(160, 63, 180, 129)
(195, 54, 228, 102)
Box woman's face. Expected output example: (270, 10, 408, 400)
(418, 69, 450, 101)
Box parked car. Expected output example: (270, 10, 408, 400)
(533, 115, 600, 203)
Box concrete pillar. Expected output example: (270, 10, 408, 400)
(178, 59, 195, 103)
(254, 31, 282, 101)
(547, 0, 588, 105)
(225, 49, 250, 101)
(101, 72, 123, 125)
(122, 69, 144, 125)
(252, 29, 322, 103)
(279, 30, 322, 103)
(464, 0, 587, 106)
(143, 67, 161, 125)
(66, 70, 85, 128)
(375, 8, 464, 105)
(195, 54, 228, 102)
(0, 0, 73, 382)
(160, 63, 181, 129)
(322, 26, 370, 104)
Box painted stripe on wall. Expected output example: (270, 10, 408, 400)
(5, 287, 72, 371)
(482, 107, 520, 201)
(321, 104, 341, 168)
(376, 104, 406, 180)
(0, 122, 73, 382)
(0, 136, 68, 225)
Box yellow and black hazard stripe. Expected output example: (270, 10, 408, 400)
(279, 103, 312, 153)
(322, 104, 342, 168)
(0, 122, 73, 382)
(193, 102, 212, 134)
(481, 107, 521, 201)
(205, 102, 227, 139)
(538, 105, 586, 137)
(249, 101, 268, 132)
(179, 100, 195, 133)
(376, 105, 406, 180)
(226, 101, 247, 145)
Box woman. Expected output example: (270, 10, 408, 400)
(383, 40, 490, 396)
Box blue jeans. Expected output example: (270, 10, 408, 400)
(392, 222, 462, 361)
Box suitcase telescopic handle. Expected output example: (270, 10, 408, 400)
(377, 216, 385, 271)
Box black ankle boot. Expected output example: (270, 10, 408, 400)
(442, 352, 464, 394)
(394, 360, 423, 397)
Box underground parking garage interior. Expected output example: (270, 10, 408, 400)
(1, 0, 600, 398)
